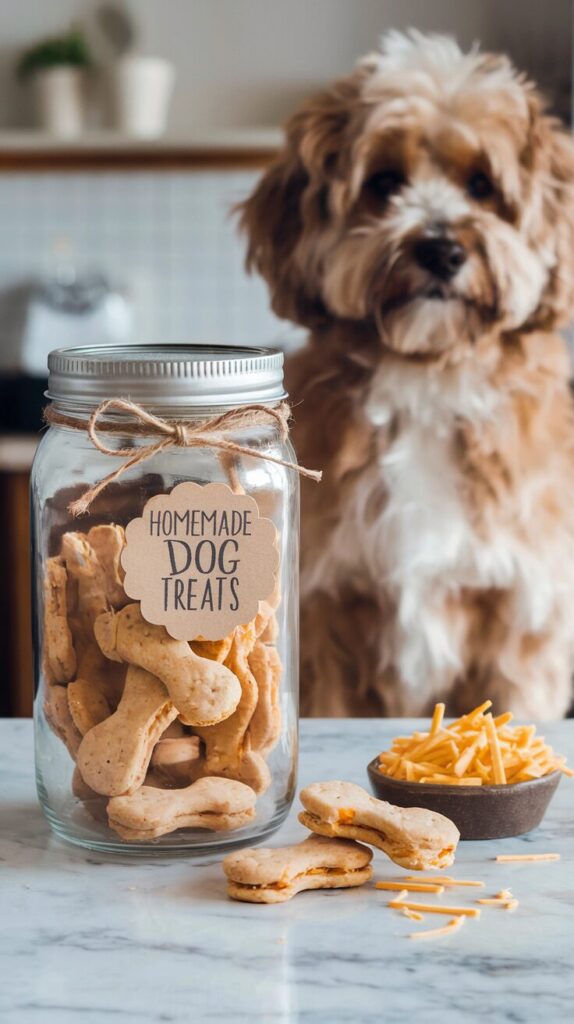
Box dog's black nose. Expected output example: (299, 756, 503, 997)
(413, 236, 467, 281)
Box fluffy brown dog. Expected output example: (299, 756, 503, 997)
(240, 31, 574, 718)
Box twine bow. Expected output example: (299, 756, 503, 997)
(44, 398, 321, 517)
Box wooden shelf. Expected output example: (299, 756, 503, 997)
(0, 129, 282, 171)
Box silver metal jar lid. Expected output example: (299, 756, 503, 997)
(47, 344, 286, 411)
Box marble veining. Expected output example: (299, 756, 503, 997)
(1, 718, 573, 1023)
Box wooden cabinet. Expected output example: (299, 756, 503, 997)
(0, 438, 37, 716)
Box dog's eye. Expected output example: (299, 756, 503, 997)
(467, 171, 495, 201)
(365, 169, 404, 200)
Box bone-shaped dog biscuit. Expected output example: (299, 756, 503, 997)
(43, 557, 76, 683)
(193, 629, 270, 794)
(189, 623, 273, 792)
(247, 641, 282, 757)
(77, 665, 178, 796)
(259, 612, 278, 644)
(151, 736, 202, 786)
(224, 835, 373, 903)
(71, 629, 126, 709)
(193, 631, 257, 761)
(60, 531, 95, 579)
(61, 532, 110, 627)
(107, 776, 256, 840)
(94, 604, 241, 726)
(190, 635, 233, 663)
(67, 678, 111, 736)
(253, 600, 274, 639)
(190, 749, 271, 795)
(62, 527, 129, 624)
(299, 781, 460, 870)
(87, 524, 128, 608)
(44, 683, 82, 757)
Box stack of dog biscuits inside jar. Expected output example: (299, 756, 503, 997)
(33, 346, 305, 853)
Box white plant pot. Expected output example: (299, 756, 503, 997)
(34, 67, 86, 138)
(112, 56, 175, 139)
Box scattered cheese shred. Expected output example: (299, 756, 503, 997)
(400, 907, 425, 922)
(402, 875, 484, 888)
(377, 701, 570, 786)
(385, 869, 525, 941)
(393, 889, 409, 902)
(388, 899, 481, 918)
(375, 881, 444, 894)
(407, 916, 465, 941)
(495, 853, 560, 862)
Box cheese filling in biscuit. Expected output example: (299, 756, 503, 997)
(303, 811, 455, 862)
(234, 866, 366, 892)
(108, 809, 252, 834)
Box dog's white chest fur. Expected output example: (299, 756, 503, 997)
(367, 363, 501, 695)
(305, 358, 562, 708)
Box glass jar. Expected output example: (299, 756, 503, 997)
(31, 345, 299, 855)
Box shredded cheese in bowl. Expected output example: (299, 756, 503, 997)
(377, 701, 572, 786)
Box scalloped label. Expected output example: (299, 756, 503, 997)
(121, 481, 278, 641)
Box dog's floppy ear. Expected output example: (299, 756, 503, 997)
(526, 104, 574, 329)
(238, 80, 358, 326)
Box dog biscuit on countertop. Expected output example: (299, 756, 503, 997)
(299, 780, 459, 870)
(223, 835, 373, 903)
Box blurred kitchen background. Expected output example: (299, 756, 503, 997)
(1, 0, 572, 716)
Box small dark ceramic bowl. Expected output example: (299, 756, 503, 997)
(367, 758, 561, 840)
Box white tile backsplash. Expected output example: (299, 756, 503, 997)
(0, 170, 294, 365)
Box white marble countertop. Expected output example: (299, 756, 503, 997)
(1, 718, 573, 1024)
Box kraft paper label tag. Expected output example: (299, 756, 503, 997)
(121, 481, 278, 641)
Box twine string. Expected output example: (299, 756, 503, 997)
(44, 398, 321, 517)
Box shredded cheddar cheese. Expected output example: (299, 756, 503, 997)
(375, 881, 444, 894)
(382, 872, 525, 941)
(485, 713, 506, 784)
(430, 702, 445, 736)
(495, 853, 560, 862)
(377, 700, 571, 785)
(337, 808, 356, 825)
(388, 899, 481, 918)
(475, 888, 520, 911)
(402, 875, 484, 888)
(401, 909, 423, 925)
(407, 917, 465, 941)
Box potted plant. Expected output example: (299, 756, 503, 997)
(18, 29, 91, 138)
(112, 55, 175, 139)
